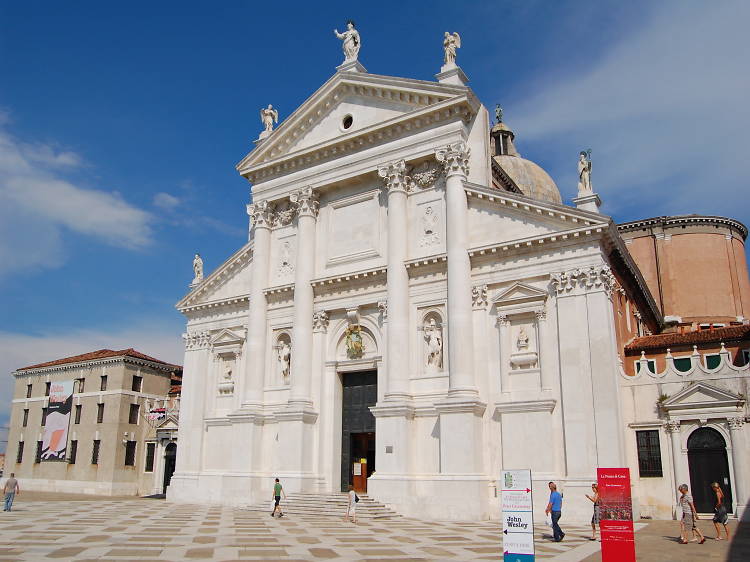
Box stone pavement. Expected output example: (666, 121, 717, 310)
(0, 493, 745, 561)
(0, 493, 601, 561)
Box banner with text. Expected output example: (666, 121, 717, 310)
(501, 469, 535, 562)
(597, 467, 636, 562)
(41, 380, 74, 462)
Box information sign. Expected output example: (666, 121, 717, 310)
(597, 468, 636, 562)
(501, 469, 535, 562)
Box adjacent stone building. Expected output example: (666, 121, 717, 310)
(5, 348, 181, 496)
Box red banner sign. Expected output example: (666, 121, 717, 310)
(597, 468, 636, 562)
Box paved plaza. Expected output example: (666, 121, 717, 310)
(0, 493, 745, 561)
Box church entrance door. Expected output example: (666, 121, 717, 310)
(341, 371, 376, 493)
(687, 427, 733, 513)
(163, 442, 177, 494)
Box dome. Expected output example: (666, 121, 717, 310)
(493, 154, 562, 205)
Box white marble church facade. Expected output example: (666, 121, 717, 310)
(168, 34, 748, 521)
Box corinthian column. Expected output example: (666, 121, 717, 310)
(242, 200, 274, 408)
(289, 187, 319, 408)
(728, 417, 747, 518)
(378, 159, 411, 402)
(436, 142, 477, 397)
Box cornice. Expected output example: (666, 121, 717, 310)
(13, 356, 179, 378)
(178, 295, 249, 314)
(468, 225, 606, 259)
(617, 215, 748, 240)
(310, 265, 387, 289)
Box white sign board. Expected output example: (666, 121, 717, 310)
(501, 469, 535, 562)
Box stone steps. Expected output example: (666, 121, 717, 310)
(242, 492, 401, 519)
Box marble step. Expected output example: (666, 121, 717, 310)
(242, 493, 401, 519)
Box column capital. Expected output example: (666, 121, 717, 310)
(247, 200, 275, 229)
(728, 416, 745, 430)
(312, 311, 329, 333)
(496, 314, 510, 327)
(378, 159, 408, 193)
(436, 141, 470, 177)
(534, 308, 547, 323)
(183, 331, 211, 351)
(290, 186, 319, 219)
(665, 420, 681, 433)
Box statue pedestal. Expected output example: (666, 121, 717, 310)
(436, 64, 468, 86)
(336, 59, 367, 73)
(573, 192, 602, 213)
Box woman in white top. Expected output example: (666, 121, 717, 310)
(343, 485, 357, 524)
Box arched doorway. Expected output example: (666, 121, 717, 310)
(687, 427, 733, 513)
(163, 442, 177, 494)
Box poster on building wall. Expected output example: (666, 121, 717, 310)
(597, 468, 636, 562)
(41, 380, 74, 462)
(501, 469, 535, 562)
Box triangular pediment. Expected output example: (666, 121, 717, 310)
(237, 71, 474, 177)
(156, 415, 179, 430)
(211, 328, 246, 345)
(492, 282, 549, 306)
(663, 382, 744, 410)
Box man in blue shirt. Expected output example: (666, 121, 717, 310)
(545, 481, 565, 542)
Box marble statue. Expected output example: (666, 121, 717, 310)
(334, 20, 361, 62)
(577, 150, 592, 194)
(424, 318, 443, 369)
(278, 340, 291, 378)
(192, 253, 204, 285)
(443, 32, 461, 66)
(260, 105, 279, 134)
(517, 326, 529, 350)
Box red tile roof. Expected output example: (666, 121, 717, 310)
(625, 325, 750, 353)
(17, 348, 181, 371)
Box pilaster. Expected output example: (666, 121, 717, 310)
(728, 417, 747, 518)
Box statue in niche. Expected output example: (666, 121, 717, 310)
(223, 362, 233, 380)
(191, 253, 204, 285)
(420, 206, 439, 247)
(517, 326, 530, 350)
(424, 318, 443, 370)
(577, 150, 593, 194)
(334, 20, 361, 62)
(443, 32, 461, 66)
(277, 340, 291, 379)
(345, 325, 365, 359)
(278, 241, 294, 275)
(260, 104, 279, 133)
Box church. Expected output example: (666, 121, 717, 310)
(169, 25, 750, 521)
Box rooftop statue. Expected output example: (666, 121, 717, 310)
(260, 104, 279, 134)
(192, 253, 204, 286)
(334, 20, 361, 62)
(495, 104, 503, 124)
(578, 150, 593, 194)
(443, 32, 461, 66)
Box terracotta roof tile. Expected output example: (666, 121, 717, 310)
(625, 325, 750, 353)
(18, 348, 181, 371)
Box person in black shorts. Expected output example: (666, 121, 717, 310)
(711, 482, 729, 540)
(271, 478, 286, 518)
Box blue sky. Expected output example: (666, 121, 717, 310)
(0, 0, 748, 426)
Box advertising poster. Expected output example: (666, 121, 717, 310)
(501, 469, 535, 562)
(597, 467, 636, 562)
(41, 380, 74, 461)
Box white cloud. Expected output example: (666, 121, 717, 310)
(153, 192, 181, 211)
(0, 123, 154, 277)
(0, 324, 185, 425)
(508, 0, 750, 218)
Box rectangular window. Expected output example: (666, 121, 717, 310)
(74, 404, 82, 424)
(35, 440, 43, 464)
(45, 381, 51, 396)
(129, 403, 140, 425)
(16, 441, 24, 463)
(124, 441, 137, 466)
(97, 403, 104, 423)
(705, 353, 722, 370)
(41, 406, 48, 426)
(145, 443, 156, 472)
(91, 440, 101, 465)
(76, 378, 85, 393)
(69, 440, 78, 464)
(26, 383, 32, 398)
(100, 375, 108, 391)
(673, 357, 692, 372)
(132, 375, 142, 392)
(636, 430, 663, 477)
(22, 408, 29, 427)
(635, 359, 657, 374)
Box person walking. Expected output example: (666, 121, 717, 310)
(343, 485, 358, 524)
(711, 482, 730, 540)
(585, 482, 601, 541)
(271, 478, 286, 518)
(545, 482, 564, 542)
(3, 473, 20, 512)
(678, 484, 705, 544)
